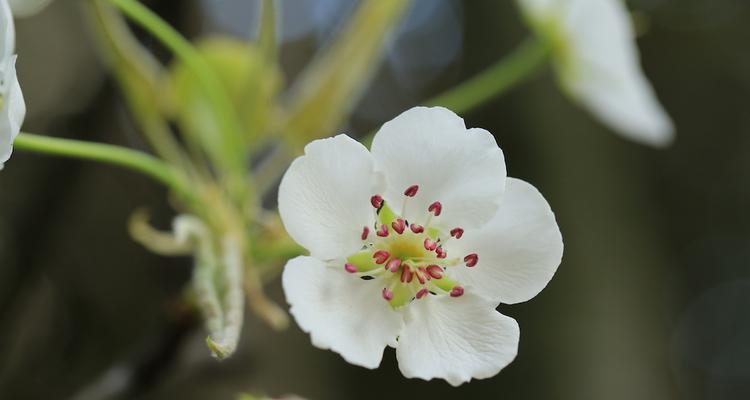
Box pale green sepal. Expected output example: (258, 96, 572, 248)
(346, 249, 381, 273)
(432, 276, 459, 292)
(378, 203, 398, 226)
(388, 285, 413, 309)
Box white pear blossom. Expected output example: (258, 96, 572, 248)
(279, 107, 563, 386)
(0, 0, 26, 170)
(517, 0, 674, 147)
(8, 0, 52, 17)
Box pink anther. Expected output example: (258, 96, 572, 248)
(404, 185, 419, 197)
(391, 218, 406, 234)
(386, 258, 402, 272)
(436, 247, 447, 259)
(426, 264, 444, 279)
(418, 267, 431, 281)
(373, 250, 390, 264)
(370, 195, 384, 209)
(415, 269, 426, 284)
(400, 266, 413, 283)
(428, 201, 442, 216)
(464, 253, 479, 268)
(410, 224, 424, 234)
(376, 224, 389, 237)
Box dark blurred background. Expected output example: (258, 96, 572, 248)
(1, 0, 749, 399)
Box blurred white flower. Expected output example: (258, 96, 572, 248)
(279, 107, 563, 386)
(0, 0, 26, 170)
(517, 0, 674, 146)
(7, 0, 52, 17)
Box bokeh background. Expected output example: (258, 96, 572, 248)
(1, 0, 750, 399)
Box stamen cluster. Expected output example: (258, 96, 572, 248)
(343, 184, 479, 308)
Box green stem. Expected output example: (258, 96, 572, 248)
(14, 133, 191, 199)
(87, 1, 191, 170)
(257, 0, 277, 65)
(105, 0, 245, 172)
(426, 38, 550, 113)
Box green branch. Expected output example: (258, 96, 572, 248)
(13, 133, 192, 199)
(427, 38, 550, 113)
(358, 38, 550, 148)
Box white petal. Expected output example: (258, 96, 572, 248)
(518, 0, 674, 147)
(370, 107, 506, 230)
(7, 0, 53, 18)
(0, 0, 14, 58)
(0, 56, 25, 169)
(282, 256, 403, 368)
(396, 293, 519, 386)
(278, 135, 382, 260)
(448, 178, 563, 305)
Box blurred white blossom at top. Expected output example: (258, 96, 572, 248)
(517, 0, 675, 146)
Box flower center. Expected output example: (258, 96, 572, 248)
(343, 184, 479, 309)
